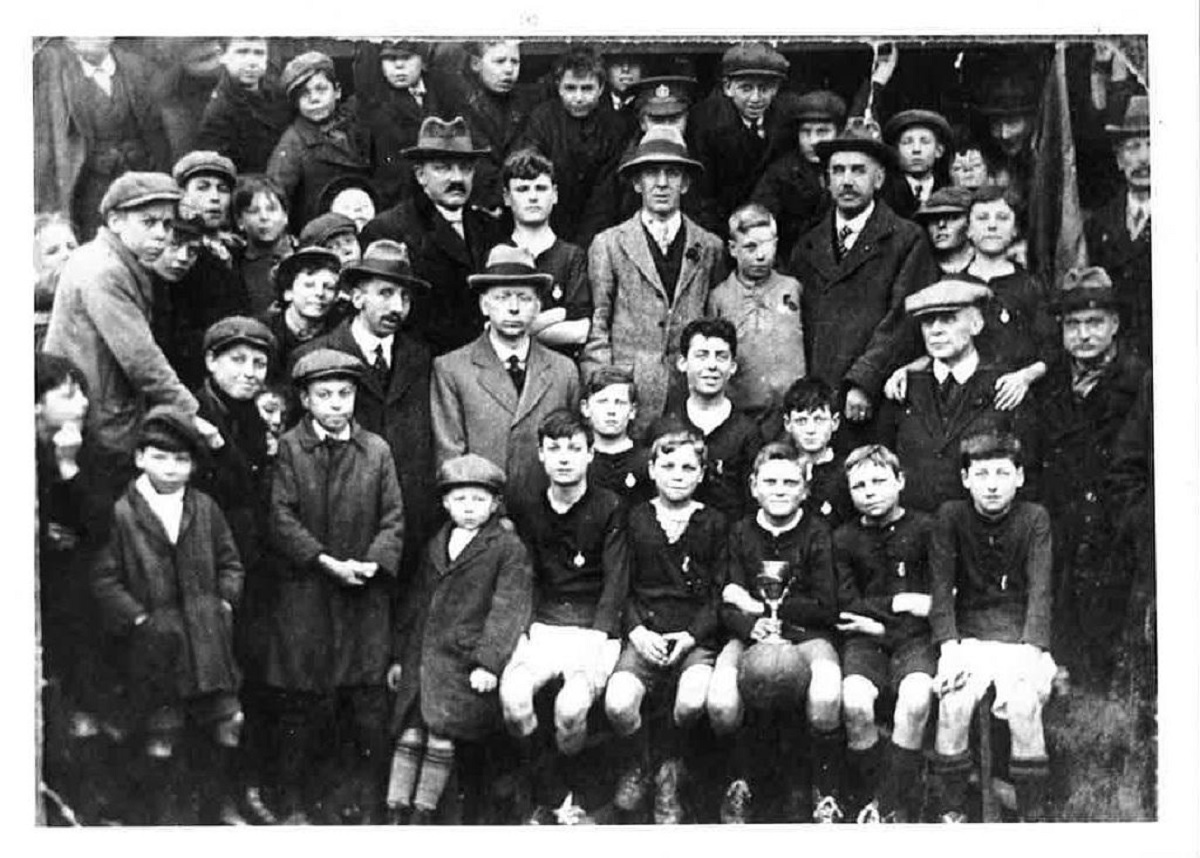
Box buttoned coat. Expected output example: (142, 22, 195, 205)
(265, 418, 406, 692)
(1084, 193, 1152, 359)
(431, 334, 580, 511)
(786, 200, 939, 398)
(391, 517, 533, 741)
(580, 213, 726, 437)
(196, 69, 292, 175)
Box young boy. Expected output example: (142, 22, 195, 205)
(881, 109, 951, 220)
(90, 406, 245, 825)
(929, 431, 1055, 822)
(319, 176, 378, 233)
(265, 348, 405, 824)
(707, 204, 806, 431)
(502, 149, 592, 358)
(834, 444, 936, 824)
(196, 37, 292, 174)
(604, 428, 728, 824)
(581, 365, 651, 503)
(299, 211, 361, 267)
(664, 318, 762, 521)
(781, 378, 854, 530)
(259, 245, 341, 381)
(268, 51, 372, 234)
(387, 453, 533, 824)
(501, 410, 629, 822)
(709, 442, 842, 824)
(233, 174, 296, 315)
(948, 132, 992, 191)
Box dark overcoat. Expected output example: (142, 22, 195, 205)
(450, 81, 542, 212)
(90, 482, 244, 699)
(750, 150, 830, 262)
(195, 69, 292, 175)
(391, 517, 533, 741)
(265, 418, 406, 692)
(1083, 193, 1152, 359)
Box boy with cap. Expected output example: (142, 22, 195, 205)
(148, 216, 214, 390)
(258, 245, 342, 382)
(90, 405, 245, 824)
(265, 348, 405, 823)
(431, 244, 581, 512)
(196, 38, 291, 174)
(751, 89, 844, 261)
(928, 430, 1055, 822)
(232, 174, 296, 315)
(582, 126, 726, 438)
(268, 51, 372, 234)
(880, 109, 952, 220)
(387, 453, 533, 824)
(174, 150, 238, 235)
(301, 211, 361, 267)
(914, 186, 976, 275)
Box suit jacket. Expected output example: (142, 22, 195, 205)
(880, 171, 948, 222)
(581, 213, 726, 436)
(787, 200, 938, 398)
(1084, 193, 1152, 359)
(431, 334, 581, 510)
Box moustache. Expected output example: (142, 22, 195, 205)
(445, 182, 468, 194)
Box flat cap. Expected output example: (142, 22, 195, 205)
(795, 90, 847, 124)
(99, 172, 182, 218)
(138, 405, 206, 458)
(378, 39, 428, 59)
(437, 453, 506, 494)
(202, 315, 278, 358)
(281, 51, 336, 98)
(631, 75, 695, 118)
(883, 108, 953, 145)
(1052, 267, 1119, 315)
(300, 212, 358, 247)
(721, 42, 789, 79)
(467, 245, 553, 294)
(913, 186, 975, 219)
(291, 347, 364, 386)
(905, 278, 993, 317)
(172, 150, 237, 186)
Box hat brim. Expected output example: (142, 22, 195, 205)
(618, 153, 704, 178)
(106, 190, 183, 215)
(466, 272, 555, 292)
(341, 263, 432, 292)
(293, 368, 363, 387)
(913, 205, 969, 219)
(400, 145, 492, 160)
(883, 112, 953, 144)
(205, 334, 277, 357)
(438, 479, 503, 494)
(908, 302, 981, 318)
(1104, 125, 1150, 137)
(814, 138, 898, 170)
(177, 166, 236, 186)
(723, 68, 788, 80)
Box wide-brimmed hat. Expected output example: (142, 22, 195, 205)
(467, 245, 553, 294)
(341, 240, 430, 292)
(813, 116, 898, 170)
(401, 116, 491, 161)
(883, 108, 953, 145)
(1105, 94, 1150, 138)
(1051, 267, 1119, 316)
(617, 126, 703, 179)
(974, 76, 1039, 118)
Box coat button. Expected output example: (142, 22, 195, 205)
(658, 321, 665, 328)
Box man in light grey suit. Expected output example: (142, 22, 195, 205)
(431, 245, 581, 511)
(581, 127, 726, 439)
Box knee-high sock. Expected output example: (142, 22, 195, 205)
(810, 726, 846, 800)
(386, 731, 425, 809)
(413, 741, 455, 813)
(845, 739, 883, 810)
(932, 750, 972, 816)
(1009, 755, 1051, 821)
(880, 742, 924, 817)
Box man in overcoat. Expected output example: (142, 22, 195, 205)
(580, 127, 726, 438)
(361, 117, 508, 356)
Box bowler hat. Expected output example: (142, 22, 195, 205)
(281, 51, 337, 98)
(632, 76, 695, 118)
(795, 90, 847, 125)
(437, 453, 506, 494)
(272, 246, 342, 298)
(467, 245, 553, 294)
(905, 278, 993, 317)
(883, 108, 953, 145)
(202, 315, 278, 359)
(1051, 267, 1119, 316)
(913, 186, 975, 220)
(172, 150, 237, 187)
(721, 42, 789, 80)
(300, 212, 358, 247)
(341, 240, 431, 292)
(1105, 95, 1150, 138)
(974, 76, 1038, 118)
(401, 116, 491, 161)
(137, 405, 206, 458)
(99, 172, 182, 218)
(617, 126, 703, 178)
(813, 116, 898, 170)
(291, 348, 364, 386)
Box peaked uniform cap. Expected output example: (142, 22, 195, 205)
(1052, 267, 1119, 315)
(631, 75, 696, 117)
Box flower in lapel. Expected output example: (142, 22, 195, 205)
(685, 243, 702, 263)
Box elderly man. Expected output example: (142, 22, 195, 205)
(43, 172, 210, 506)
(581, 127, 726, 437)
(361, 117, 507, 356)
(877, 278, 1038, 514)
(786, 120, 939, 441)
(1084, 95, 1152, 359)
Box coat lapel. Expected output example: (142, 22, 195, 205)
(469, 335, 518, 415)
(127, 485, 176, 552)
(938, 368, 999, 451)
(615, 217, 666, 299)
(326, 321, 387, 402)
(385, 333, 422, 405)
(800, 210, 841, 284)
(836, 204, 891, 280)
(444, 519, 500, 577)
(430, 208, 472, 268)
(672, 217, 706, 305)
(513, 342, 554, 426)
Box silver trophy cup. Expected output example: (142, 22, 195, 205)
(755, 560, 792, 643)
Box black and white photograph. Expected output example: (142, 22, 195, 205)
(20, 1, 1200, 850)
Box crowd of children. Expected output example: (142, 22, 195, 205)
(34, 35, 1153, 826)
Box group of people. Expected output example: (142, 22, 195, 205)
(33, 35, 1154, 827)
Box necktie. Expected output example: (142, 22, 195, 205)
(507, 355, 525, 395)
(913, 183, 925, 204)
(938, 375, 959, 410)
(836, 224, 854, 261)
(372, 343, 391, 389)
(1129, 206, 1147, 239)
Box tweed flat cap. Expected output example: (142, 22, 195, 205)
(137, 405, 205, 457)
(202, 315, 278, 358)
(795, 90, 847, 124)
(913, 186, 975, 219)
(300, 212, 358, 247)
(721, 42, 789, 79)
(99, 172, 182, 218)
(905, 278, 993, 317)
(437, 453, 506, 494)
(883, 108, 953, 145)
(291, 347, 364, 386)
(281, 51, 336, 97)
(172, 150, 237, 186)
(1052, 267, 1119, 315)
(467, 245, 553, 294)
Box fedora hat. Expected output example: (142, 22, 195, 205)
(340, 240, 430, 292)
(813, 116, 898, 170)
(975, 76, 1039, 117)
(401, 116, 491, 161)
(467, 245, 553, 294)
(617, 126, 703, 179)
(1105, 94, 1150, 138)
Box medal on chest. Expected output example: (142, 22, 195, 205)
(999, 307, 1011, 324)
(552, 284, 563, 302)
(624, 471, 637, 489)
(896, 561, 907, 579)
(573, 550, 586, 568)
(713, 459, 725, 476)
(820, 500, 833, 517)
(681, 556, 691, 574)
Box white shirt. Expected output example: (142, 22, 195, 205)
(741, 117, 766, 139)
(312, 418, 352, 442)
(512, 227, 556, 259)
(686, 398, 732, 436)
(351, 316, 394, 369)
(78, 52, 116, 96)
(435, 204, 465, 239)
(640, 210, 682, 253)
(488, 329, 532, 370)
(135, 474, 185, 544)
(756, 507, 804, 537)
(932, 348, 980, 386)
(907, 175, 935, 204)
(834, 200, 875, 252)
(1126, 193, 1150, 239)
(408, 77, 426, 107)
(448, 526, 479, 561)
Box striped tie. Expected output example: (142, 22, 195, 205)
(836, 224, 854, 261)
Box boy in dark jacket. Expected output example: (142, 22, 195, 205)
(781, 378, 854, 530)
(928, 431, 1055, 822)
(581, 365, 652, 504)
(604, 428, 729, 824)
(258, 245, 341, 383)
(265, 348, 405, 823)
(90, 406, 245, 825)
(710, 442, 843, 824)
(386, 454, 533, 824)
(834, 444, 936, 823)
(196, 38, 291, 175)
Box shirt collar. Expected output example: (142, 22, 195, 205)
(932, 348, 980, 385)
(835, 200, 875, 235)
(907, 174, 935, 193)
(311, 417, 351, 442)
(435, 203, 463, 224)
(135, 473, 185, 511)
(1126, 191, 1150, 215)
(78, 52, 116, 78)
(756, 507, 803, 536)
(409, 76, 426, 98)
(487, 327, 531, 365)
(351, 316, 394, 363)
(640, 210, 682, 243)
(512, 228, 557, 260)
